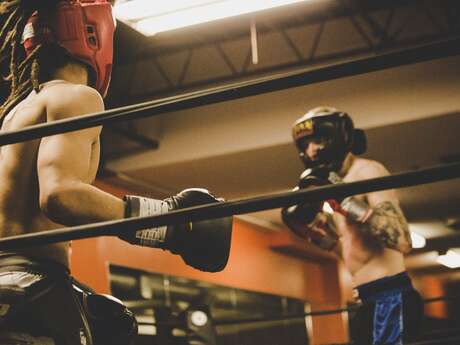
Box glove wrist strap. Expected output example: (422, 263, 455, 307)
(340, 196, 373, 223)
(123, 195, 170, 247)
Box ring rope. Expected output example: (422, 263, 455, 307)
(0, 39, 458, 146)
(208, 296, 460, 326)
(0, 161, 458, 250)
(126, 294, 460, 321)
(210, 295, 460, 326)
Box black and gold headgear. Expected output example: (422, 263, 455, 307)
(292, 106, 366, 170)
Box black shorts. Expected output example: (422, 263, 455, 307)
(0, 253, 93, 345)
(349, 272, 424, 345)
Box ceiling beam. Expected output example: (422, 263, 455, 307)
(124, 37, 460, 112)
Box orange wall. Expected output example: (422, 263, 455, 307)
(414, 275, 448, 318)
(70, 179, 347, 344)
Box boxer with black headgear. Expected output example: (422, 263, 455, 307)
(292, 106, 366, 172)
(282, 106, 423, 345)
(282, 107, 367, 249)
(0, 1, 232, 343)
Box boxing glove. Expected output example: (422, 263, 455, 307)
(281, 167, 333, 238)
(120, 188, 233, 272)
(72, 279, 138, 345)
(312, 172, 373, 223)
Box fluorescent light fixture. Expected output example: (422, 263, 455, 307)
(114, 0, 221, 22)
(410, 231, 426, 249)
(114, 0, 309, 36)
(437, 250, 460, 269)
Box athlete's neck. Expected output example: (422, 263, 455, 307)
(339, 153, 354, 176)
(52, 62, 88, 87)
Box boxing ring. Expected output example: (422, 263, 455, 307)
(0, 34, 459, 345)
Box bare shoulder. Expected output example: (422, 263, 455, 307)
(348, 157, 390, 181)
(348, 157, 400, 205)
(41, 83, 104, 121)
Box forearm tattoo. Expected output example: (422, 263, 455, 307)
(362, 201, 412, 251)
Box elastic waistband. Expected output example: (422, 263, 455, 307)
(355, 272, 413, 302)
(0, 252, 69, 276)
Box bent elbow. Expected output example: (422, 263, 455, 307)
(39, 186, 70, 223)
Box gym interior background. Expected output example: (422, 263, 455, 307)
(4, 0, 460, 344)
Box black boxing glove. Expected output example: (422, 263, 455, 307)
(281, 167, 341, 250)
(72, 280, 138, 345)
(281, 167, 333, 238)
(305, 212, 339, 251)
(86, 294, 138, 345)
(299, 166, 344, 188)
(281, 202, 321, 239)
(120, 188, 233, 272)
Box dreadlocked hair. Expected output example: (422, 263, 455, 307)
(0, 0, 68, 123)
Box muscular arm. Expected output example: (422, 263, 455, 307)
(351, 161, 412, 253)
(38, 85, 125, 226)
(361, 200, 411, 253)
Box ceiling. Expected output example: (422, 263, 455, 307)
(107, 0, 460, 105)
(102, 0, 460, 275)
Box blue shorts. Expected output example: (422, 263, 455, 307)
(350, 272, 424, 345)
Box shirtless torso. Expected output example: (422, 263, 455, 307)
(334, 155, 410, 286)
(286, 107, 422, 344)
(0, 80, 104, 267)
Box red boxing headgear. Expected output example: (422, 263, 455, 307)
(22, 0, 115, 97)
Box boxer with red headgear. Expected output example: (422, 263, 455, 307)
(22, 0, 115, 96)
(0, 1, 232, 343)
(282, 106, 423, 344)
